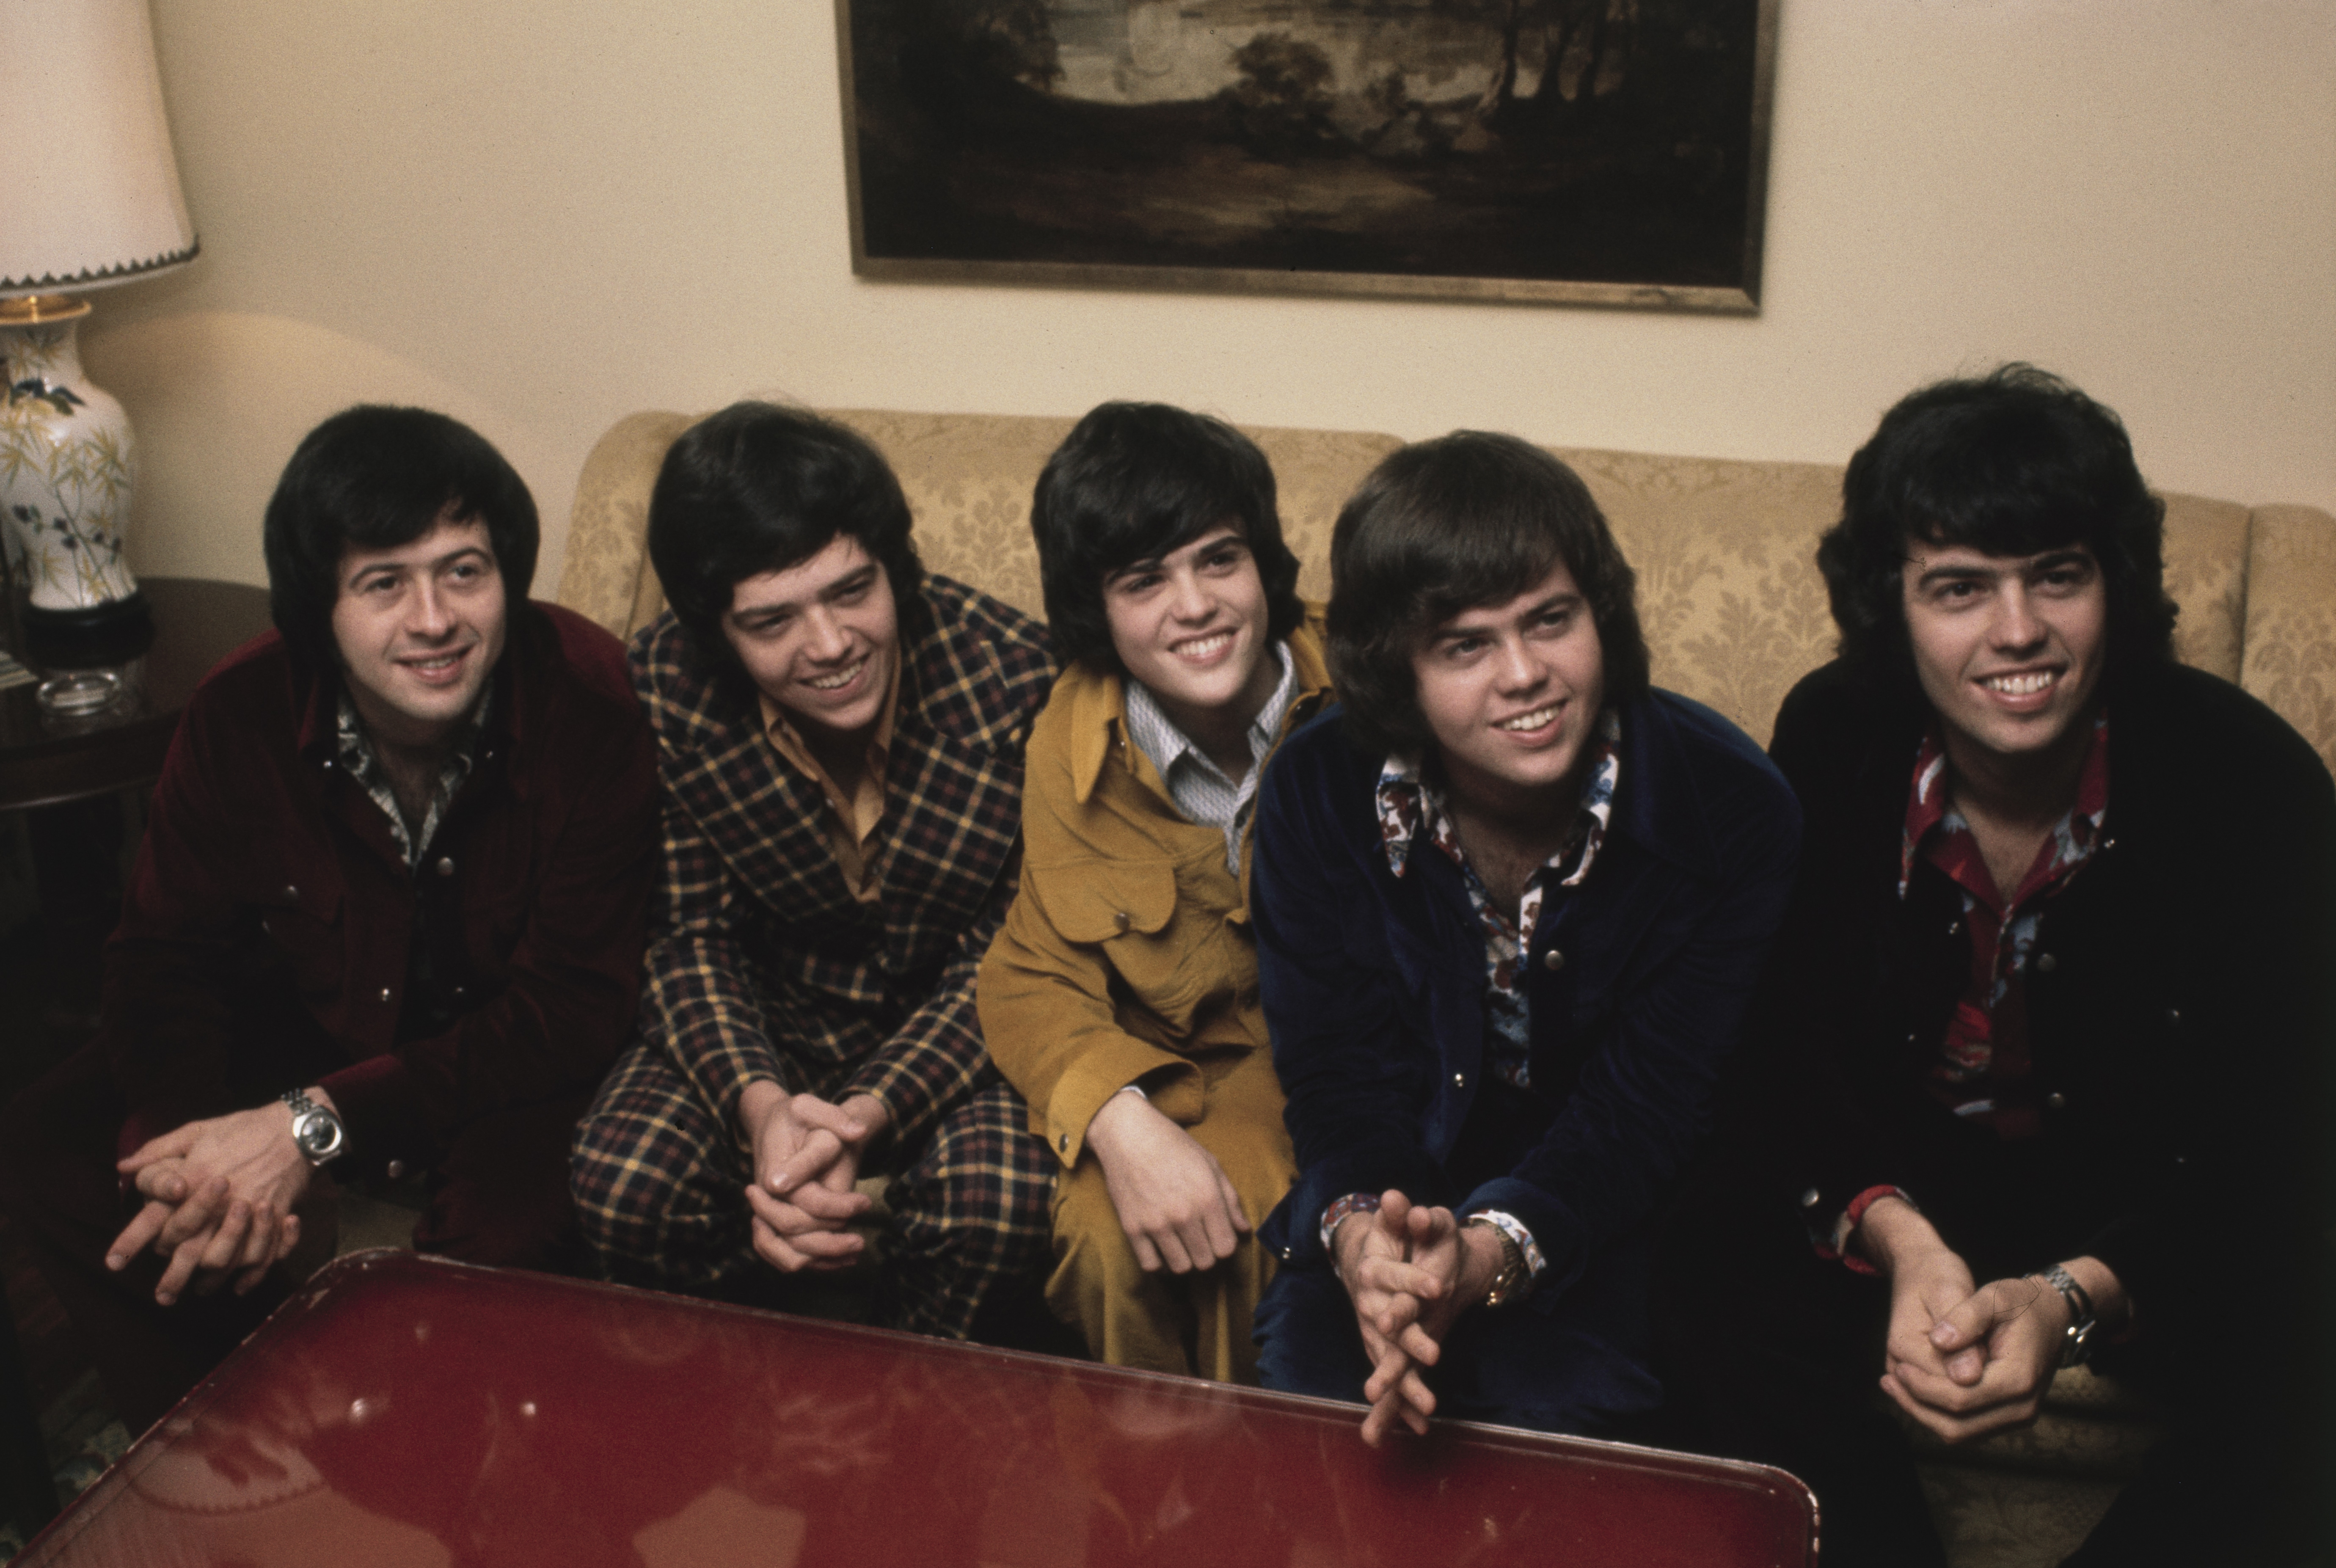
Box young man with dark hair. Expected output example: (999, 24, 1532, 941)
(0, 406, 656, 1430)
(978, 402, 1328, 1382)
(1664, 366, 2333, 1565)
(570, 402, 1061, 1339)
(1250, 431, 1799, 1441)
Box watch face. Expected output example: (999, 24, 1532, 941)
(295, 1111, 344, 1162)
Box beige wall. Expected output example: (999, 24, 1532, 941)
(81, 0, 2336, 595)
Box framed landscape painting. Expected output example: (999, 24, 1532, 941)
(837, 0, 1777, 313)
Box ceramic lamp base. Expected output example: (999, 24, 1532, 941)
(1, 295, 143, 620)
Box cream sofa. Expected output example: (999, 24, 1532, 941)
(558, 406, 2336, 1567)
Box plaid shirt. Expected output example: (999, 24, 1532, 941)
(629, 576, 1055, 1148)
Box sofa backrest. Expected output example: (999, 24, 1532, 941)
(561, 407, 2336, 767)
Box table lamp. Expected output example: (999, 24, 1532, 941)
(1, 0, 199, 633)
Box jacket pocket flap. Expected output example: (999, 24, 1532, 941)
(1040, 859, 1179, 944)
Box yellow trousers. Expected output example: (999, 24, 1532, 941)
(1046, 1044, 1295, 1384)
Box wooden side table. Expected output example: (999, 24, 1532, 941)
(1, 578, 274, 813)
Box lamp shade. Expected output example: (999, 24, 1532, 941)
(0, 0, 198, 296)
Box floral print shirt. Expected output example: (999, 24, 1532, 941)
(1376, 711, 1623, 1089)
(1899, 713, 2109, 1138)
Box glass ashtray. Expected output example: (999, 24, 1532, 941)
(35, 669, 124, 716)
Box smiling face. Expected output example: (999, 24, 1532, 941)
(1410, 559, 1607, 818)
(1901, 542, 2107, 769)
(720, 532, 899, 744)
(331, 513, 507, 748)
(1103, 524, 1278, 739)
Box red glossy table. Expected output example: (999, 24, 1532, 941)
(16, 1252, 1816, 1567)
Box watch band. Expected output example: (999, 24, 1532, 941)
(1463, 1215, 1530, 1308)
(2034, 1263, 2096, 1367)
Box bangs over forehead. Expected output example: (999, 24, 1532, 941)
(1326, 431, 1649, 758)
(1891, 398, 2128, 563)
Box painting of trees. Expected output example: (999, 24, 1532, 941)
(840, 0, 1775, 310)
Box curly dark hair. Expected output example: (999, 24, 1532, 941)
(1820, 364, 2176, 697)
(263, 405, 539, 671)
(647, 402, 926, 670)
(1030, 401, 1304, 675)
(1326, 431, 1650, 759)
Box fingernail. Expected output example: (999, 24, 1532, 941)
(156, 1292, 175, 1306)
(105, 1254, 124, 1270)
(1930, 1323, 1955, 1345)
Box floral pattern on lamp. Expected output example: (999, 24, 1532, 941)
(1, 303, 142, 621)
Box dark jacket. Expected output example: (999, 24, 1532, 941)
(627, 576, 1055, 1146)
(1252, 688, 1801, 1311)
(105, 602, 657, 1180)
(1755, 658, 2335, 1320)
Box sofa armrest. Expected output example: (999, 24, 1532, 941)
(2240, 503, 2336, 775)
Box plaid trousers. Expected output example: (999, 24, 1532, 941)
(573, 1039, 1053, 1339)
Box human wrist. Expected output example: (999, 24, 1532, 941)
(736, 1078, 787, 1140)
(1854, 1196, 1942, 1276)
(1457, 1221, 1509, 1306)
(1083, 1083, 1152, 1149)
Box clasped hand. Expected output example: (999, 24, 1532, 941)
(106, 1099, 321, 1306)
(739, 1080, 890, 1273)
(1861, 1198, 2097, 1442)
(1332, 1191, 1503, 1446)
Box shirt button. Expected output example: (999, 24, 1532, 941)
(386, 1159, 407, 1181)
(284, 884, 300, 900)
(2165, 1007, 2181, 1025)
(379, 987, 393, 1003)
(1113, 911, 1131, 934)
(1542, 948, 1565, 971)
(435, 857, 455, 877)
(1800, 1187, 1822, 1209)
(1279, 1246, 1294, 1262)
(2034, 953, 2058, 974)
(2044, 1091, 2068, 1111)
(1058, 1133, 1069, 1152)
(1452, 1072, 1466, 1089)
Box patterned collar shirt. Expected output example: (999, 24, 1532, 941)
(334, 687, 491, 869)
(1123, 639, 1298, 876)
(1899, 711, 2110, 1138)
(1375, 709, 1623, 1091)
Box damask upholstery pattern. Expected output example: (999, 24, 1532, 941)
(556, 405, 1400, 639)
(563, 411, 2325, 765)
(2241, 504, 2336, 774)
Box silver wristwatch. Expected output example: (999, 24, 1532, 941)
(2036, 1263, 2096, 1367)
(281, 1087, 347, 1167)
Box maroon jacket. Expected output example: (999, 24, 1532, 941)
(103, 601, 656, 1181)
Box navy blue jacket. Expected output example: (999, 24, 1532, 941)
(1253, 688, 1800, 1313)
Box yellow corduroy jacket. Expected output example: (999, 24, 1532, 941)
(979, 610, 1333, 1167)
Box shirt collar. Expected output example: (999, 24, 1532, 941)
(1899, 710, 2111, 899)
(1068, 611, 1335, 803)
(1122, 639, 1297, 789)
(756, 646, 903, 786)
(1376, 708, 1622, 882)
